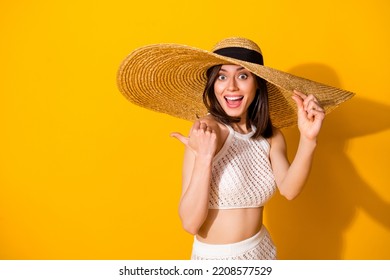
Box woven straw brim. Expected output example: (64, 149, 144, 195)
(117, 44, 355, 128)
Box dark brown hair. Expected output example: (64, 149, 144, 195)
(202, 65, 273, 139)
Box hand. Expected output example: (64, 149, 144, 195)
(170, 120, 218, 158)
(292, 90, 325, 141)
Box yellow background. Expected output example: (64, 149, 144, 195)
(1, 0, 389, 259)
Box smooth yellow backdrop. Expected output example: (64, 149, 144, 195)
(1, 0, 389, 259)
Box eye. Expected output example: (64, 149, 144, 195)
(238, 73, 248, 80)
(217, 74, 227, 81)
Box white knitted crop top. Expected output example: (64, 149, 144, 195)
(209, 125, 276, 209)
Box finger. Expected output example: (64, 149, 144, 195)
(299, 95, 322, 114)
(293, 90, 307, 100)
(199, 122, 208, 131)
(307, 109, 315, 120)
(189, 121, 201, 137)
(291, 92, 305, 112)
(306, 99, 324, 113)
(293, 91, 318, 108)
(307, 106, 325, 121)
(191, 120, 201, 133)
(170, 132, 189, 146)
(298, 95, 315, 113)
(205, 126, 214, 135)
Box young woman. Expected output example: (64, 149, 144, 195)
(117, 37, 354, 260)
(171, 62, 324, 259)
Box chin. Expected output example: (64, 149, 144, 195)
(224, 110, 244, 119)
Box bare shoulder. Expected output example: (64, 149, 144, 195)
(269, 128, 287, 150)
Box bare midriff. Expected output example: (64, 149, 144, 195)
(196, 207, 264, 244)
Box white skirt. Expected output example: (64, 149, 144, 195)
(191, 226, 277, 260)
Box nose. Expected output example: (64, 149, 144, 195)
(227, 77, 238, 91)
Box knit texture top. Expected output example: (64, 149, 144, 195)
(209, 125, 276, 209)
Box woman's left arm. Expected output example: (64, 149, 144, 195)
(270, 90, 325, 200)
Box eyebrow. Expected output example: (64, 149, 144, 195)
(219, 66, 246, 72)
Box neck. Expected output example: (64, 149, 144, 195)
(231, 121, 251, 134)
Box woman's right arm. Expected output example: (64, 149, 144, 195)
(171, 120, 218, 235)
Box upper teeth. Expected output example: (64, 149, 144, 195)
(225, 96, 242, 101)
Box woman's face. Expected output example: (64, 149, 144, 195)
(213, 65, 257, 120)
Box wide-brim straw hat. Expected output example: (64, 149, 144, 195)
(117, 37, 354, 128)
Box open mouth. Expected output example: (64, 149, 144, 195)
(224, 96, 244, 108)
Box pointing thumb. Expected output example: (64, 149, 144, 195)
(170, 132, 189, 146)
